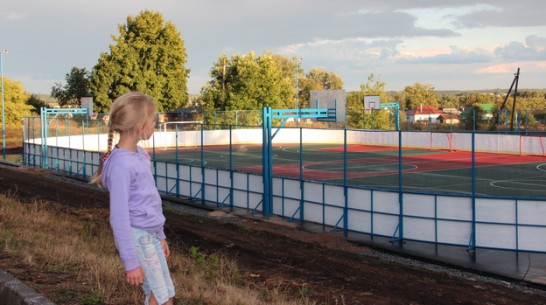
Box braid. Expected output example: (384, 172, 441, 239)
(105, 127, 114, 158)
(90, 127, 115, 188)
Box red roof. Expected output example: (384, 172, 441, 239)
(406, 105, 443, 115)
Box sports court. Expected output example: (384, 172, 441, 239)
(151, 143, 546, 198)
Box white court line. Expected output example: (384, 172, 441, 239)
(490, 179, 546, 190)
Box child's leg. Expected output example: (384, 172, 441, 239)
(149, 293, 173, 305)
(132, 228, 175, 305)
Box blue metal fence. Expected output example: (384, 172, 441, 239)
(21, 108, 546, 254)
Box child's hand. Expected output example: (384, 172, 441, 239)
(126, 267, 145, 286)
(160, 239, 170, 258)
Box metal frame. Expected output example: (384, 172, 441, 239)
(380, 102, 400, 131)
(40, 107, 88, 168)
(262, 107, 335, 216)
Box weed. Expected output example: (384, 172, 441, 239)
(299, 286, 315, 298)
(81, 293, 104, 305)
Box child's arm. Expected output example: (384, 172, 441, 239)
(160, 239, 170, 258)
(107, 165, 141, 272)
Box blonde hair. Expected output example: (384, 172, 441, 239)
(90, 91, 157, 187)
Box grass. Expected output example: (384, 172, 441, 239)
(0, 192, 316, 305)
(2, 123, 23, 147)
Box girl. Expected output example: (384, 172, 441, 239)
(91, 91, 175, 305)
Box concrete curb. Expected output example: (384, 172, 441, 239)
(0, 268, 56, 305)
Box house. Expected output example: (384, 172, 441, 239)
(406, 105, 444, 124)
(437, 113, 460, 125)
(441, 108, 461, 115)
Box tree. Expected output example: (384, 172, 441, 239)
(460, 104, 486, 130)
(273, 55, 304, 109)
(90, 10, 190, 113)
(346, 74, 399, 130)
(403, 82, 437, 110)
(307, 68, 343, 90)
(346, 74, 390, 129)
(1, 77, 33, 124)
(201, 51, 294, 112)
(299, 68, 344, 109)
(26, 94, 48, 114)
(51, 67, 92, 107)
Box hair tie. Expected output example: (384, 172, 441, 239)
(100, 152, 109, 164)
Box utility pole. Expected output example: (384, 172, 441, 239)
(1, 49, 8, 160)
(294, 57, 302, 109)
(498, 68, 520, 131)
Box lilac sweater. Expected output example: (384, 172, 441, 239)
(101, 146, 166, 271)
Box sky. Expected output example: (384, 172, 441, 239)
(1, 0, 546, 95)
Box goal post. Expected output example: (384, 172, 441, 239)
(519, 135, 546, 157)
(159, 121, 203, 150)
(429, 131, 455, 152)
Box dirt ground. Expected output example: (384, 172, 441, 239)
(1, 161, 546, 304)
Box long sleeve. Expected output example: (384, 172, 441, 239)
(101, 147, 165, 271)
(107, 166, 140, 271)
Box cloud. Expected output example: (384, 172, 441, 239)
(525, 35, 546, 51)
(178, 2, 460, 51)
(475, 60, 546, 75)
(277, 38, 403, 74)
(4, 0, 546, 93)
(494, 36, 546, 60)
(452, 1, 546, 28)
(389, 34, 546, 66)
(396, 45, 491, 64)
(475, 64, 516, 74)
(5, 11, 27, 20)
(280, 38, 401, 58)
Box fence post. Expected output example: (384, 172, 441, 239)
(299, 126, 304, 222)
(398, 129, 404, 242)
(469, 131, 477, 250)
(229, 125, 234, 207)
(343, 128, 348, 231)
(175, 123, 180, 197)
(262, 107, 273, 216)
(200, 123, 205, 203)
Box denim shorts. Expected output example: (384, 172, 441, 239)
(131, 228, 175, 305)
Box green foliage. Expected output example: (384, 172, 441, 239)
(25, 94, 48, 114)
(90, 10, 190, 113)
(307, 67, 344, 90)
(347, 74, 388, 111)
(403, 82, 437, 110)
(1, 77, 33, 124)
(51, 67, 92, 107)
(273, 55, 302, 108)
(202, 109, 262, 128)
(189, 245, 219, 275)
(431, 90, 545, 131)
(297, 76, 322, 109)
(81, 293, 103, 305)
(459, 105, 486, 130)
(189, 246, 206, 265)
(298, 67, 344, 108)
(346, 74, 395, 130)
(201, 51, 294, 111)
(298, 286, 315, 299)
